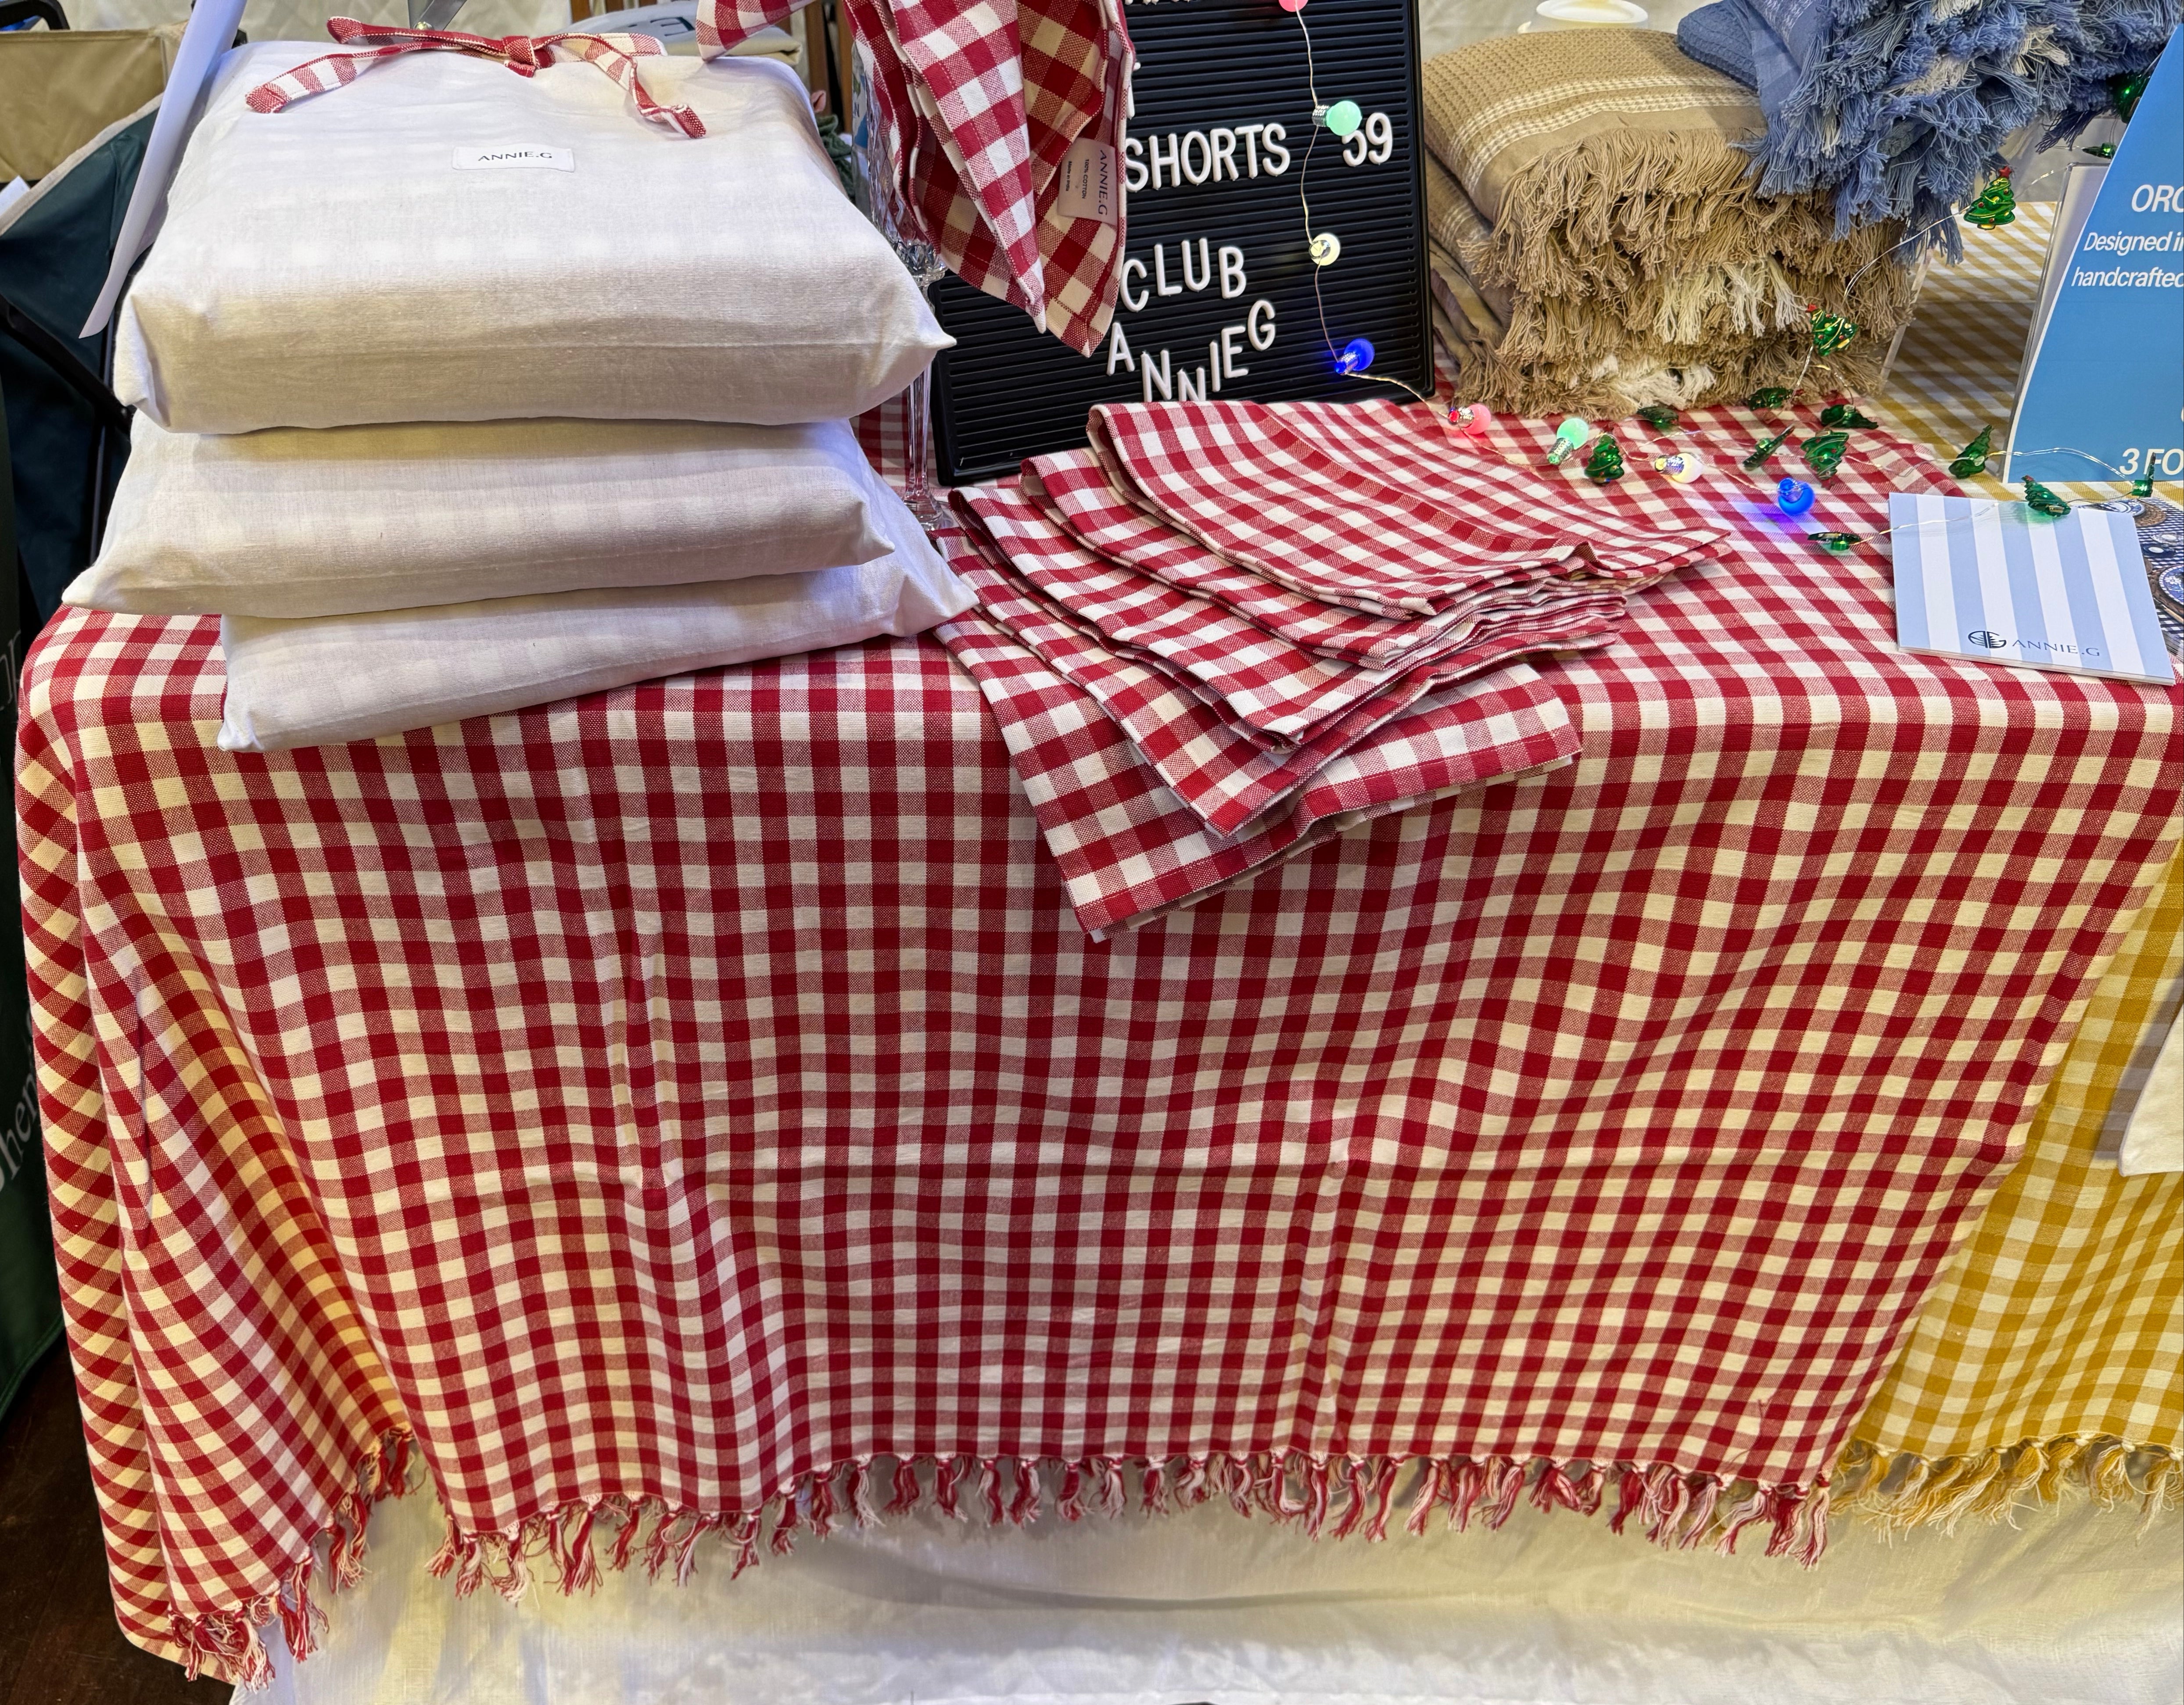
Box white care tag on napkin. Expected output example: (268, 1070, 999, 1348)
(453, 146, 575, 172)
(1055, 138, 1118, 224)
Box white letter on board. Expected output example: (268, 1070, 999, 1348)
(1247, 297, 1277, 350)
(1179, 364, 1208, 402)
(1219, 244, 1247, 297)
(1142, 347, 1173, 402)
(1234, 122, 1264, 177)
(1120, 256, 1148, 313)
(1208, 340, 1223, 392)
(1220, 323, 1248, 380)
(1261, 124, 1290, 176)
(1210, 127, 1238, 181)
(1107, 321, 1135, 375)
(1148, 131, 1179, 190)
(1154, 244, 1182, 296)
(1366, 111, 1394, 164)
(1183, 237, 1211, 291)
(1181, 131, 1212, 185)
(1123, 136, 1147, 193)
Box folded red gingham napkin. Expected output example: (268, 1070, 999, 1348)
(1022, 449, 1566, 668)
(933, 580, 1583, 933)
(1086, 405, 1581, 619)
(951, 532, 1478, 837)
(1086, 401, 1734, 618)
(961, 484, 1423, 745)
(700, 0, 1128, 355)
(962, 481, 1630, 756)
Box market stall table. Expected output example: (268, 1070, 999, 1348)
(15, 406, 2179, 1687)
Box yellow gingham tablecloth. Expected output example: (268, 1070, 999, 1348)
(1840, 208, 2181, 1526)
(1837, 854, 2181, 1527)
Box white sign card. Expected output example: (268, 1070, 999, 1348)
(1890, 493, 2174, 685)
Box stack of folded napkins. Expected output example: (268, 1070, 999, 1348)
(941, 398, 1731, 932)
(65, 40, 971, 752)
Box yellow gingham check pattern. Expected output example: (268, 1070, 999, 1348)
(1842, 849, 2182, 1491)
(1874, 204, 2055, 494)
(1845, 205, 2181, 1511)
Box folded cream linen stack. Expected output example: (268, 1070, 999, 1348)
(64, 39, 971, 752)
(1421, 31, 1916, 417)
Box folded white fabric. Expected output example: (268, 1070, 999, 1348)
(117, 45, 949, 433)
(218, 476, 975, 752)
(68, 414, 890, 618)
(2117, 1010, 2182, 1177)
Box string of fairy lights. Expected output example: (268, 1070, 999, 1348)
(1277, 6, 2172, 547)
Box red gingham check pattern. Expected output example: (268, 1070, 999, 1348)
(1087, 402, 1731, 618)
(978, 472, 1631, 735)
(1022, 449, 1566, 668)
(961, 483, 1441, 744)
(946, 525, 1564, 840)
(699, 0, 1128, 354)
(244, 17, 706, 137)
(15, 401, 2180, 1687)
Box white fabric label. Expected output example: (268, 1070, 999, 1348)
(452, 146, 575, 172)
(1055, 139, 1118, 224)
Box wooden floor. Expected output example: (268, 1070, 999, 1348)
(0, 1347, 229, 1705)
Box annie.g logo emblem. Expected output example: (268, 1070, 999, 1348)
(1967, 630, 2010, 648)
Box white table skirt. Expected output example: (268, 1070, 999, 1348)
(246, 1479, 2182, 1705)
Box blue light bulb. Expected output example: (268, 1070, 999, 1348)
(1336, 337, 1374, 375)
(1777, 477, 1816, 517)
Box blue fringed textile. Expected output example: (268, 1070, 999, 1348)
(1678, 0, 2181, 252)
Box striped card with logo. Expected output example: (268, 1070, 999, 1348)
(1890, 493, 2176, 685)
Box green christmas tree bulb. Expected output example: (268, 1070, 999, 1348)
(1742, 429, 1791, 470)
(1808, 306, 1858, 354)
(2113, 68, 2148, 121)
(2132, 476, 2155, 498)
(1803, 430, 1850, 479)
(1964, 168, 2017, 230)
(1746, 387, 1793, 409)
(1808, 531, 1861, 553)
(1637, 404, 1680, 431)
(2022, 479, 2071, 519)
(1820, 403, 1878, 429)
(1949, 426, 1993, 479)
(1585, 433, 1627, 484)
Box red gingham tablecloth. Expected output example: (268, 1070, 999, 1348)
(15, 403, 2180, 1687)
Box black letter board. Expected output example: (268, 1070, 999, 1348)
(927, 0, 1428, 484)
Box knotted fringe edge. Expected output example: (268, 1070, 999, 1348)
(174, 1428, 419, 1692)
(1833, 1435, 2183, 1536)
(184, 1445, 1826, 1694)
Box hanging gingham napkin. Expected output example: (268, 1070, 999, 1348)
(700, 0, 1129, 355)
(1086, 401, 1732, 616)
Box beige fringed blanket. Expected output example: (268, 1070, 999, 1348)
(1422, 31, 1916, 417)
